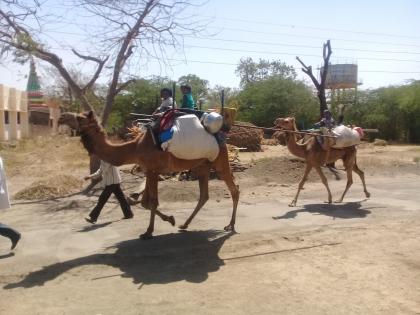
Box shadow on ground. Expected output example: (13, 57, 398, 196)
(272, 201, 372, 220)
(4, 230, 232, 289)
(0, 252, 14, 260)
(76, 221, 114, 232)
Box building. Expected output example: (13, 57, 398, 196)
(27, 59, 50, 125)
(0, 84, 29, 141)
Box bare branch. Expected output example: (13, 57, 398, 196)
(296, 40, 333, 116)
(296, 56, 320, 90)
(114, 79, 137, 96)
(71, 48, 109, 91)
(71, 48, 102, 63)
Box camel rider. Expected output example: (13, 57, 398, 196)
(314, 109, 336, 165)
(314, 109, 336, 130)
(180, 84, 196, 110)
(153, 88, 176, 116)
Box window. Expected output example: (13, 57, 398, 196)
(4, 111, 9, 124)
(17, 112, 21, 125)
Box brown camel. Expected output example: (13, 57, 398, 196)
(58, 112, 79, 135)
(75, 111, 239, 239)
(275, 117, 370, 206)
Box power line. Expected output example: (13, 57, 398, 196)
(207, 26, 420, 49)
(187, 36, 420, 56)
(203, 16, 420, 40)
(39, 18, 420, 49)
(160, 58, 420, 74)
(38, 29, 420, 57)
(184, 44, 420, 63)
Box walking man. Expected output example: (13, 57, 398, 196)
(84, 158, 133, 224)
(0, 157, 21, 250)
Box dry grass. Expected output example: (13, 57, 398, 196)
(0, 135, 89, 178)
(14, 174, 84, 200)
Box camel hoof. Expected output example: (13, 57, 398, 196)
(167, 216, 176, 226)
(334, 199, 342, 203)
(178, 224, 188, 230)
(289, 202, 297, 207)
(140, 233, 153, 240)
(366, 192, 371, 198)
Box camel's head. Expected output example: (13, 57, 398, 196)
(274, 117, 296, 131)
(76, 111, 100, 132)
(58, 112, 77, 128)
(76, 111, 104, 154)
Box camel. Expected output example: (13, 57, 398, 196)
(75, 111, 239, 240)
(274, 117, 370, 206)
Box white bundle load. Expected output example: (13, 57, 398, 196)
(201, 112, 223, 134)
(161, 114, 220, 161)
(332, 125, 363, 148)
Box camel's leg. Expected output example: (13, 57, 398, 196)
(335, 166, 353, 203)
(327, 164, 341, 180)
(221, 172, 239, 232)
(179, 171, 210, 230)
(324, 149, 331, 166)
(314, 166, 333, 204)
(290, 163, 312, 207)
(140, 172, 159, 240)
(138, 178, 174, 226)
(213, 146, 240, 232)
(353, 162, 370, 198)
(155, 210, 176, 226)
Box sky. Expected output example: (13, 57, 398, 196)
(1, 0, 420, 91)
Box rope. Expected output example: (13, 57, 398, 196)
(232, 123, 337, 138)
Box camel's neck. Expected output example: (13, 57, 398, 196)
(82, 129, 140, 166)
(285, 129, 306, 159)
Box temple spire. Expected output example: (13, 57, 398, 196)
(26, 58, 46, 110)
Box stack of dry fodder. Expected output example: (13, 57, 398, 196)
(14, 175, 83, 200)
(178, 144, 248, 181)
(227, 122, 263, 152)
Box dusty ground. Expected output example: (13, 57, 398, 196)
(1, 137, 420, 315)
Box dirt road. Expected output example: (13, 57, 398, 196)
(1, 144, 420, 314)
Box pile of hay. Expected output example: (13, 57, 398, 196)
(373, 138, 388, 146)
(14, 175, 84, 200)
(227, 122, 263, 152)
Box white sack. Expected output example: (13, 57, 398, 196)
(161, 114, 220, 161)
(332, 125, 362, 148)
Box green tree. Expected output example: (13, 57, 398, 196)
(237, 77, 318, 128)
(206, 85, 240, 111)
(107, 77, 171, 132)
(345, 81, 420, 143)
(177, 74, 209, 103)
(235, 57, 297, 88)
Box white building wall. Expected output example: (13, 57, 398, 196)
(0, 84, 29, 141)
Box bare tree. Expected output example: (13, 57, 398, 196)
(296, 40, 332, 117)
(0, 0, 207, 125)
(1, 0, 207, 190)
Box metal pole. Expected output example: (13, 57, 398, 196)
(172, 82, 176, 109)
(221, 89, 225, 115)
